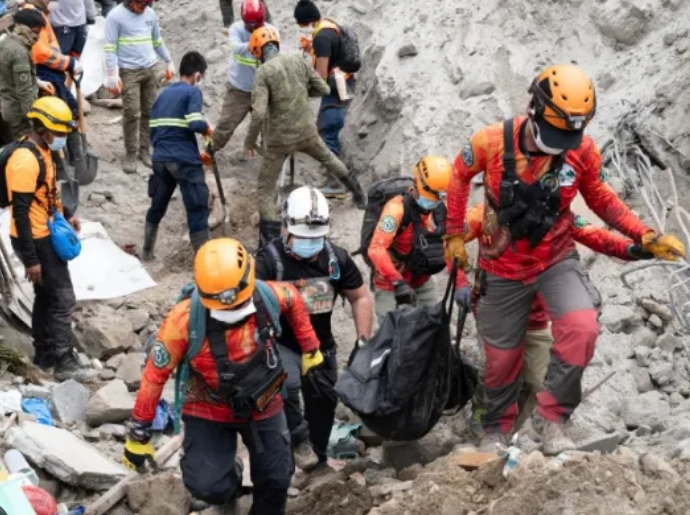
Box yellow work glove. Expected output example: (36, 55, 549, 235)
(301, 349, 324, 376)
(443, 234, 468, 268)
(122, 439, 156, 473)
(641, 231, 686, 261)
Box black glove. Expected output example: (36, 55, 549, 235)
(627, 244, 654, 261)
(394, 280, 416, 306)
(87, 17, 96, 25)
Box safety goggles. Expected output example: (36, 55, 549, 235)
(31, 108, 78, 131)
(529, 80, 596, 131)
(414, 161, 447, 200)
(198, 260, 252, 306)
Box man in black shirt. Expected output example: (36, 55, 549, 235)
(255, 186, 373, 471)
(294, 0, 356, 199)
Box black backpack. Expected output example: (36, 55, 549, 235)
(323, 18, 362, 74)
(356, 177, 414, 268)
(0, 139, 47, 208)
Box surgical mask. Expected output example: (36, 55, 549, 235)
(290, 237, 324, 259)
(530, 119, 564, 156)
(211, 299, 257, 325)
(195, 74, 203, 87)
(47, 135, 67, 152)
(416, 196, 441, 212)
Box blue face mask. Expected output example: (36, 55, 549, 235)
(290, 237, 325, 259)
(47, 135, 67, 152)
(416, 196, 441, 211)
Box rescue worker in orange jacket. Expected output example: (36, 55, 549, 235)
(461, 203, 654, 439)
(444, 64, 686, 454)
(124, 238, 323, 515)
(367, 155, 451, 323)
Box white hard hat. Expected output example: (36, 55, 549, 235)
(284, 186, 330, 238)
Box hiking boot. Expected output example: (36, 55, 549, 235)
(340, 173, 367, 210)
(532, 412, 576, 455)
(138, 148, 153, 169)
(142, 222, 159, 261)
(190, 229, 210, 253)
(293, 440, 319, 471)
(319, 181, 347, 199)
(53, 352, 98, 383)
(208, 501, 238, 515)
(122, 153, 138, 174)
(33, 352, 56, 373)
(468, 407, 485, 443)
(478, 431, 509, 453)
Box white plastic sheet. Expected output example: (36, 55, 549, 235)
(73, 16, 108, 98)
(0, 210, 156, 307)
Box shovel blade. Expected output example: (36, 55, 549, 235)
(75, 135, 99, 186)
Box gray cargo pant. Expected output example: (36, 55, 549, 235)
(212, 84, 252, 151)
(374, 277, 437, 326)
(121, 67, 158, 154)
(476, 254, 601, 434)
(257, 137, 351, 220)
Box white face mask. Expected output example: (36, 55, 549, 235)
(530, 119, 565, 155)
(211, 300, 256, 325)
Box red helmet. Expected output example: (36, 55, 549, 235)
(241, 0, 267, 30)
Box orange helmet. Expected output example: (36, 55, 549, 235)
(529, 64, 596, 150)
(194, 238, 255, 310)
(413, 155, 452, 201)
(249, 26, 280, 60)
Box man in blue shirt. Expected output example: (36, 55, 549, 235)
(143, 51, 212, 260)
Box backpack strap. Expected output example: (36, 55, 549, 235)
(502, 118, 516, 183)
(324, 239, 341, 281)
(265, 242, 284, 282)
(433, 202, 447, 234)
(255, 280, 283, 337)
(14, 140, 49, 208)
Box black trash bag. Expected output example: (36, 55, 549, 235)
(336, 264, 464, 441)
(445, 305, 479, 413)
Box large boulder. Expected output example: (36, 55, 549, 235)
(623, 390, 670, 429)
(126, 472, 191, 515)
(51, 379, 91, 424)
(76, 306, 139, 359)
(86, 380, 135, 426)
(591, 0, 662, 46)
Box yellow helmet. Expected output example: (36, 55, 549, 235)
(194, 238, 255, 310)
(27, 97, 75, 133)
(413, 155, 452, 201)
(529, 64, 596, 150)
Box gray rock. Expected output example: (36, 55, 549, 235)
(86, 380, 135, 426)
(648, 314, 664, 330)
(77, 308, 139, 359)
(623, 391, 670, 429)
(641, 453, 680, 482)
(673, 439, 690, 461)
(51, 379, 91, 424)
(126, 309, 150, 334)
(673, 420, 690, 441)
(634, 327, 658, 348)
(77, 353, 92, 368)
(599, 305, 641, 334)
(591, 0, 653, 46)
(106, 353, 126, 371)
(649, 360, 674, 386)
(397, 44, 418, 58)
(663, 32, 678, 46)
(20, 384, 52, 400)
(100, 423, 128, 441)
(633, 368, 654, 393)
(364, 468, 397, 486)
(577, 433, 623, 454)
(116, 353, 146, 391)
(656, 333, 682, 352)
(673, 399, 690, 416)
(126, 472, 192, 515)
(459, 81, 496, 100)
(368, 480, 413, 498)
(634, 346, 652, 367)
(7, 421, 127, 490)
(100, 369, 116, 381)
(670, 392, 685, 407)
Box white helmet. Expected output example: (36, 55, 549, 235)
(284, 186, 330, 238)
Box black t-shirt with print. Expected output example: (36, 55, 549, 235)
(313, 27, 341, 74)
(255, 239, 364, 353)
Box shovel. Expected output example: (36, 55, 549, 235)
(206, 142, 230, 235)
(72, 73, 99, 185)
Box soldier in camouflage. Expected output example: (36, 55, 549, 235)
(0, 9, 49, 139)
(244, 26, 365, 247)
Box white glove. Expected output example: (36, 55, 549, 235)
(106, 68, 122, 94)
(36, 79, 55, 95)
(73, 60, 84, 75)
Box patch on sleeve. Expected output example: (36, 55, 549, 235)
(379, 215, 398, 234)
(152, 341, 171, 369)
(599, 167, 608, 183)
(461, 143, 474, 167)
(18, 73, 29, 83)
(574, 215, 589, 228)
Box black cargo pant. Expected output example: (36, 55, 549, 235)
(12, 236, 77, 367)
(181, 413, 292, 515)
(279, 344, 338, 462)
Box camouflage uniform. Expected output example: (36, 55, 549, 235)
(0, 32, 39, 139)
(245, 54, 356, 220)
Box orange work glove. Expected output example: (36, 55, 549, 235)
(200, 151, 213, 168)
(443, 234, 468, 268)
(165, 61, 175, 81)
(641, 231, 686, 261)
(299, 35, 312, 52)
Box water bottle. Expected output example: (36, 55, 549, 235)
(3, 451, 39, 486)
(333, 68, 351, 101)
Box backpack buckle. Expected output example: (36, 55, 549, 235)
(266, 346, 278, 369)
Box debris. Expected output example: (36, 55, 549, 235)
(640, 452, 681, 483)
(51, 379, 91, 424)
(577, 433, 623, 454)
(126, 471, 191, 515)
(368, 480, 413, 498)
(459, 81, 496, 100)
(21, 398, 53, 426)
(397, 44, 418, 58)
(116, 353, 146, 391)
(447, 451, 501, 471)
(126, 309, 150, 334)
(106, 354, 126, 371)
(623, 391, 670, 429)
(648, 314, 664, 330)
(634, 368, 654, 393)
(86, 380, 135, 426)
(640, 298, 674, 322)
(0, 389, 22, 415)
(7, 421, 128, 490)
(599, 304, 641, 333)
(77, 308, 139, 359)
(656, 332, 683, 352)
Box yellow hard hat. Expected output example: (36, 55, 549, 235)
(194, 238, 255, 310)
(27, 97, 76, 133)
(413, 155, 452, 201)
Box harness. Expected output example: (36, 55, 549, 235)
(489, 119, 568, 248)
(310, 18, 351, 78)
(390, 194, 447, 276)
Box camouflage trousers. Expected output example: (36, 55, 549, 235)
(121, 67, 158, 154)
(256, 136, 350, 220)
(211, 84, 252, 151)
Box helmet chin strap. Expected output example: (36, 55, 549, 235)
(529, 118, 564, 156)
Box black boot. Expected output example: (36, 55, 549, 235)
(190, 229, 210, 253)
(258, 220, 282, 250)
(342, 172, 366, 210)
(142, 222, 159, 261)
(53, 351, 97, 383)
